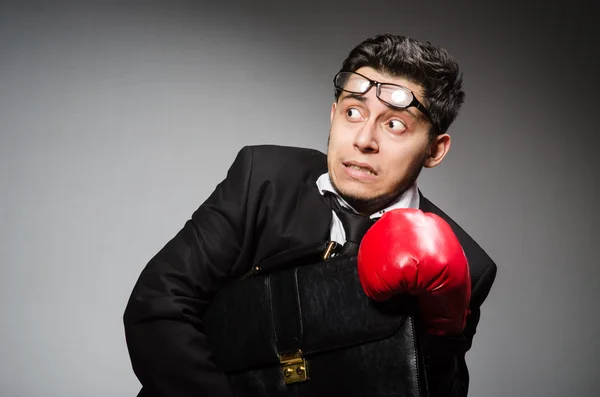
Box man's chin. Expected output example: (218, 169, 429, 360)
(337, 189, 374, 205)
(330, 176, 402, 214)
(333, 179, 412, 215)
(336, 188, 388, 214)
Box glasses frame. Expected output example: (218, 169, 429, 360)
(333, 70, 434, 126)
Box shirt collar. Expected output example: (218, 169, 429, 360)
(316, 173, 420, 219)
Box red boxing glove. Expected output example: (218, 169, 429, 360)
(357, 209, 471, 336)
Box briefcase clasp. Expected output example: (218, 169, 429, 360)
(322, 241, 338, 260)
(280, 350, 308, 384)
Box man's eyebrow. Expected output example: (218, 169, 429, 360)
(340, 93, 424, 121)
(340, 93, 367, 102)
(400, 107, 419, 119)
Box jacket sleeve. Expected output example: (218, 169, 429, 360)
(123, 146, 257, 397)
(422, 261, 497, 397)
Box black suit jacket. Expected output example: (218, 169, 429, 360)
(124, 145, 497, 397)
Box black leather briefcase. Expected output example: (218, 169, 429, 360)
(203, 241, 429, 397)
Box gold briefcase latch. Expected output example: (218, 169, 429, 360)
(279, 350, 308, 384)
(322, 241, 338, 260)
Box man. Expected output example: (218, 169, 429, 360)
(124, 34, 497, 396)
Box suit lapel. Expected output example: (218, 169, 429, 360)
(418, 190, 456, 227)
(288, 180, 333, 247)
(418, 189, 435, 213)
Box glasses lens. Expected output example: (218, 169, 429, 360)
(379, 84, 413, 108)
(335, 72, 371, 93)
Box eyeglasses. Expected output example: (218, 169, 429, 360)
(333, 71, 433, 125)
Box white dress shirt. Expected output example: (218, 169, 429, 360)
(315, 173, 420, 245)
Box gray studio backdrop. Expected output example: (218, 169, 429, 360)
(1, 1, 598, 396)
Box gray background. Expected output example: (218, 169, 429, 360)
(1, 1, 598, 396)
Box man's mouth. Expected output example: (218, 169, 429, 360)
(343, 161, 377, 176)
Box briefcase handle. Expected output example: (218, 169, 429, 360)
(241, 241, 339, 280)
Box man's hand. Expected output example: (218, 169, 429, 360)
(357, 209, 471, 336)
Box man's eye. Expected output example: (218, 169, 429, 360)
(386, 119, 406, 133)
(345, 108, 362, 120)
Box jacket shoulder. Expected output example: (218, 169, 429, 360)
(240, 144, 328, 182)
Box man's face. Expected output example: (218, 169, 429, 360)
(327, 67, 444, 214)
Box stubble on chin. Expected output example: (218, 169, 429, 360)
(330, 177, 407, 215)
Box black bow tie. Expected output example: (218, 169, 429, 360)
(325, 193, 376, 256)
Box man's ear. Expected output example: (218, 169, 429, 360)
(330, 102, 337, 124)
(424, 133, 451, 168)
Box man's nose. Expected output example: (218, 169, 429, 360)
(354, 120, 379, 153)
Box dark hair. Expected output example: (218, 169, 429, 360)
(335, 34, 465, 136)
